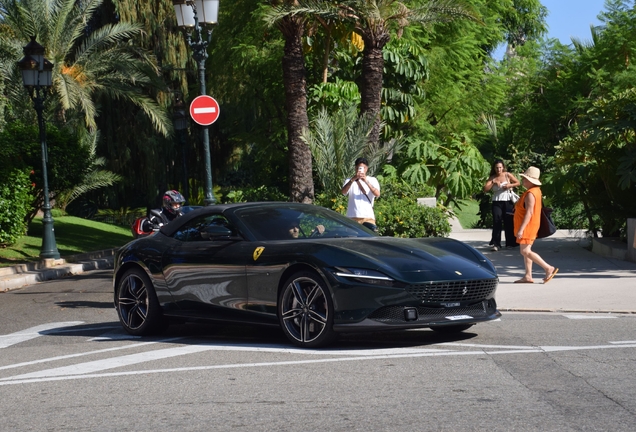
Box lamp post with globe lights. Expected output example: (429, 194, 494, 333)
(18, 36, 60, 260)
(173, 96, 189, 202)
(172, 0, 219, 205)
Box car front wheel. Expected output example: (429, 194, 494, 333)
(279, 271, 336, 348)
(115, 267, 165, 336)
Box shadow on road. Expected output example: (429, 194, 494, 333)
(54, 301, 113, 309)
(40, 320, 480, 350)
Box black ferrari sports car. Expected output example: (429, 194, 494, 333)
(113, 202, 500, 347)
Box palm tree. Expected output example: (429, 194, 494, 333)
(301, 103, 374, 196)
(265, 0, 477, 150)
(338, 0, 479, 146)
(0, 0, 170, 136)
(302, 103, 402, 197)
(263, 0, 314, 203)
(55, 130, 122, 211)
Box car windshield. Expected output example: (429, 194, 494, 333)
(234, 204, 375, 241)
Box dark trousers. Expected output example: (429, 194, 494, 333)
(491, 201, 517, 247)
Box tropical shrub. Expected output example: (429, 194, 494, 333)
(222, 186, 288, 203)
(0, 122, 91, 222)
(317, 178, 449, 237)
(375, 199, 450, 238)
(374, 184, 451, 238)
(303, 104, 395, 197)
(0, 169, 33, 246)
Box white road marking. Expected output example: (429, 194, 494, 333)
(0, 344, 636, 386)
(563, 314, 617, 319)
(1, 341, 635, 386)
(0, 322, 84, 348)
(0, 335, 185, 374)
(0, 341, 156, 371)
(1, 344, 215, 380)
(610, 340, 636, 344)
(441, 343, 536, 350)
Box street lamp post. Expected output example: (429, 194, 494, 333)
(173, 96, 189, 202)
(18, 36, 60, 260)
(173, 0, 219, 206)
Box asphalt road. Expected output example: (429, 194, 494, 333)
(1, 270, 635, 431)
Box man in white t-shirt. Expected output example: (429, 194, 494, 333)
(341, 157, 380, 231)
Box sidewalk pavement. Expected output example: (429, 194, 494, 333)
(448, 217, 636, 313)
(2, 221, 635, 314)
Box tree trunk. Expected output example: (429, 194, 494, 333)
(359, 31, 389, 147)
(280, 16, 314, 203)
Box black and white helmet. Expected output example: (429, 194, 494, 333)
(162, 190, 185, 216)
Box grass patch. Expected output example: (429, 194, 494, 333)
(0, 216, 133, 266)
(451, 199, 481, 229)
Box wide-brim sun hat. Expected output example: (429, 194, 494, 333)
(520, 166, 541, 185)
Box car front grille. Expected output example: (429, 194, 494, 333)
(405, 278, 498, 303)
(367, 299, 497, 324)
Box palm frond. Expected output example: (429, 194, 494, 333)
(262, 0, 340, 27)
(410, 0, 481, 26)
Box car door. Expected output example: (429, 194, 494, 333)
(161, 214, 252, 321)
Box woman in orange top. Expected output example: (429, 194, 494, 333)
(513, 167, 558, 284)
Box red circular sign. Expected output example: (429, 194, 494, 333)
(189, 95, 220, 126)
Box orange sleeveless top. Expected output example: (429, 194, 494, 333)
(513, 187, 542, 241)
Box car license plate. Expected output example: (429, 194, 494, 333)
(445, 315, 473, 321)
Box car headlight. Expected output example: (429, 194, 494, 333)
(332, 267, 397, 287)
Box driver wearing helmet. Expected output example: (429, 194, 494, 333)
(141, 190, 185, 233)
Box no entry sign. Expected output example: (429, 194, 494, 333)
(189, 95, 220, 126)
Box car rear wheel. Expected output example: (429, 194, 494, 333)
(279, 271, 336, 348)
(115, 267, 165, 336)
(429, 324, 474, 334)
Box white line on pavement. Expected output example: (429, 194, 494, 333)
(0, 322, 84, 349)
(1, 344, 216, 380)
(1, 341, 635, 386)
(441, 343, 536, 349)
(0, 336, 186, 373)
(0, 341, 156, 371)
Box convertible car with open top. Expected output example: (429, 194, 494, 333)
(113, 202, 501, 347)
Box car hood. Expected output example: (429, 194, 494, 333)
(320, 237, 496, 283)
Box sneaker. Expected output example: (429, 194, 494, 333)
(491, 246, 499, 251)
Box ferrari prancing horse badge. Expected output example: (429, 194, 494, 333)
(253, 246, 265, 261)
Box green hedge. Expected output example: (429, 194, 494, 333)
(375, 199, 450, 238)
(316, 179, 450, 238)
(0, 169, 33, 246)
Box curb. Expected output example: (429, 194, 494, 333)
(0, 248, 117, 293)
(499, 308, 636, 315)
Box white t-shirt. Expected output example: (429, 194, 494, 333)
(343, 176, 380, 219)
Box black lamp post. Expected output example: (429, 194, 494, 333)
(18, 36, 60, 260)
(173, 0, 219, 205)
(173, 96, 189, 202)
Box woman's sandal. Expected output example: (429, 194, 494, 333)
(543, 268, 559, 284)
(513, 279, 534, 284)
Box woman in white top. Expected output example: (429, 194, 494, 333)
(483, 159, 520, 251)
